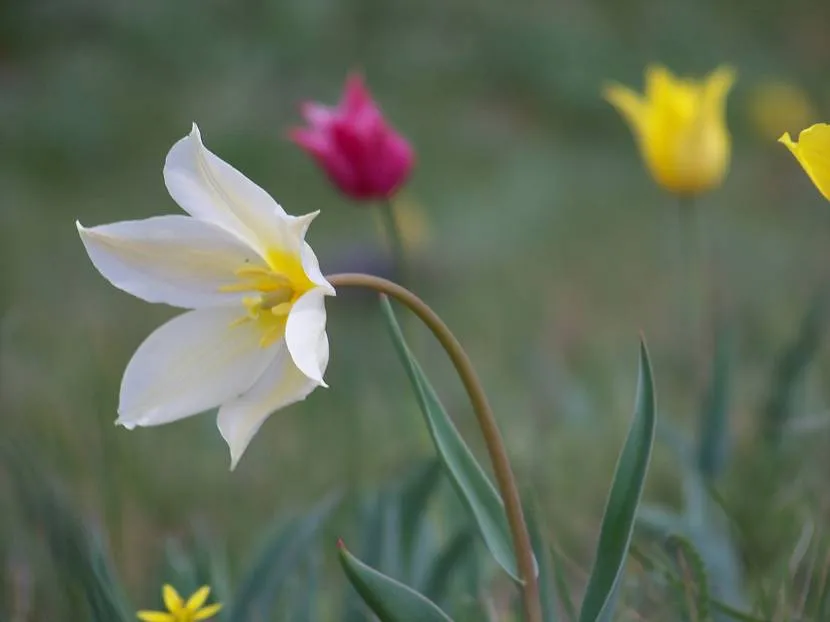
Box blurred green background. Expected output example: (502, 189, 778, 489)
(3, 0, 830, 618)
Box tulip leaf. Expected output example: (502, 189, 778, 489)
(762, 290, 828, 446)
(578, 340, 657, 622)
(338, 541, 455, 622)
(380, 296, 528, 581)
(420, 528, 476, 607)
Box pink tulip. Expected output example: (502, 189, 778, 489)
(290, 73, 414, 201)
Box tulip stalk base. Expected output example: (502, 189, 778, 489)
(327, 272, 542, 622)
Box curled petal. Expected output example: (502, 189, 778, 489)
(289, 127, 330, 159)
(645, 64, 679, 103)
(77, 216, 264, 309)
(217, 334, 329, 469)
(604, 83, 648, 141)
(342, 72, 374, 115)
(164, 123, 293, 255)
(702, 65, 736, 118)
(285, 288, 329, 386)
(301, 242, 335, 295)
(300, 102, 336, 129)
(779, 124, 830, 201)
(118, 307, 276, 429)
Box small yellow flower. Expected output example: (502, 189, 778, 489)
(779, 124, 830, 202)
(604, 65, 736, 196)
(137, 585, 222, 622)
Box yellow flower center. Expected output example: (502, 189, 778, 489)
(220, 249, 314, 348)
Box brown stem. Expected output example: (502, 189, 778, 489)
(327, 272, 542, 622)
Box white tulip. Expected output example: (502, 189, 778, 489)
(78, 124, 334, 468)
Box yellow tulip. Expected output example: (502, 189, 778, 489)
(604, 65, 736, 196)
(779, 124, 830, 202)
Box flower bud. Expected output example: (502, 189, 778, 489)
(291, 73, 414, 201)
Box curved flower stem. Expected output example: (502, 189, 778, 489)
(327, 272, 542, 622)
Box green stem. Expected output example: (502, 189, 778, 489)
(378, 199, 409, 286)
(327, 272, 542, 622)
(676, 197, 705, 382)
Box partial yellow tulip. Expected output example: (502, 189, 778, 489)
(604, 65, 736, 196)
(779, 124, 830, 202)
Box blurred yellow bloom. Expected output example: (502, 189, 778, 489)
(779, 124, 830, 201)
(749, 80, 817, 142)
(137, 584, 222, 622)
(375, 193, 430, 252)
(604, 65, 735, 196)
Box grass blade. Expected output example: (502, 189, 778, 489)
(524, 498, 562, 622)
(2, 446, 132, 622)
(338, 541, 454, 622)
(228, 492, 340, 622)
(420, 529, 476, 607)
(578, 339, 657, 622)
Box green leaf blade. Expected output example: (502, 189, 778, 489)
(578, 340, 657, 622)
(228, 492, 340, 622)
(338, 541, 455, 622)
(379, 296, 530, 581)
(525, 502, 560, 622)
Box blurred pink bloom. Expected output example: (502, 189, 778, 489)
(290, 73, 414, 201)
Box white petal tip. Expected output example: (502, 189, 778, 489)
(190, 122, 201, 138)
(115, 417, 136, 430)
(75, 221, 94, 238)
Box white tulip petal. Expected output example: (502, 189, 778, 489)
(301, 241, 335, 295)
(118, 307, 277, 428)
(217, 333, 329, 469)
(77, 216, 266, 309)
(285, 288, 329, 386)
(164, 123, 290, 253)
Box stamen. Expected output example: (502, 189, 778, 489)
(219, 282, 258, 293)
(235, 265, 273, 278)
(270, 302, 292, 316)
(259, 289, 293, 310)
